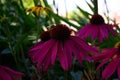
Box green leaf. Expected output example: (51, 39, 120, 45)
(52, 13, 80, 29)
(77, 6, 92, 19)
(85, 0, 94, 12)
(71, 12, 88, 26)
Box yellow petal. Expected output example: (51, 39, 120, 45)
(31, 7, 37, 12)
(36, 7, 40, 16)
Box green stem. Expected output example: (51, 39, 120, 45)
(35, 17, 43, 41)
(20, 45, 30, 74)
(6, 27, 18, 66)
(93, 0, 98, 14)
(19, 0, 25, 11)
(8, 42, 17, 66)
(33, 0, 39, 6)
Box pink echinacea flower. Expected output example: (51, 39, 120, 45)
(29, 24, 98, 72)
(77, 14, 116, 42)
(92, 42, 120, 79)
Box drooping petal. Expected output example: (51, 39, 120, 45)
(117, 62, 120, 79)
(102, 25, 109, 39)
(77, 25, 89, 36)
(0, 68, 11, 80)
(92, 48, 117, 60)
(91, 25, 99, 41)
(58, 41, 69, 70)
(3, 66, 23, 80)
(98, 26, 104, 42)
(99, 24, 110, 42)
(96, 58, 109, 70)
(41, 50, 52, 72)
(64, 40, 73, 69)
(0, 65, 23, 80)
(83, 25, 94, 39)
(102, 58, 120, 79)
(33, 40, 54, 67)
(68, 40, 83, 64)
(29, 41, 44, 57)
(32, 40, 54, 61)
(29, 41, 43, 52)
(71, 36, 98, 53)
(70, 39, 91, 62)
(51, 40, 58, 65)
(106, 24, 116, 36)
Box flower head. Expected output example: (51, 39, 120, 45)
(29, 24, 98, 72)
(0, 65, 23, 80)
(27, 5, 52, 16)
(92, 42, 120, 79)
(77, 14, 116, 42)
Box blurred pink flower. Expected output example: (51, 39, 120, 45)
(0, 65, 23, 80)
(92, 42, 120, 79)
(77, 14, 116, 42)
(29, 24, 98, 72)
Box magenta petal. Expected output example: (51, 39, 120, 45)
(29, 41, 43, 52)
(51, 40, 58, 65)
(77, 25, 89, 36)
(64, 40, 73, 69)
(107, 24, 116, 36)
(96, 58, 109, 70)
(58, 41, 69, 70)
(92, 48, 117, 60)
(29, 42, 44, 58)
(0, 68, 11, 80)
(98, 26, 104, 42)
(2, 66, 23, 80)
(102, 25, 109, 39)
(0, 65, 23, 80)
(70, 39, 91, 62)
(71, 36, 98, 53)
(44, 59, 51, 72)
(117, 63, 120, 79)
(98, 25, 109, 42)
(99, 26, 107, 40)
(42, 50, 52, 72)
(83, 26, 93, 38)
(34, 40, 54, 67)
(102, 58, 119, 79)
(33, 40, 54, 61)
(3, 66, 22, 75)
(91, 26, 99, 41)
(68, 40, 83, 64)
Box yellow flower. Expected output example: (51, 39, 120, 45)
(27, 5, 52, 16)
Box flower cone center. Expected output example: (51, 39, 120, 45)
(90, 14, 105, 25)
(50, 24, 71, 40)
(40, 31, 50, 41)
